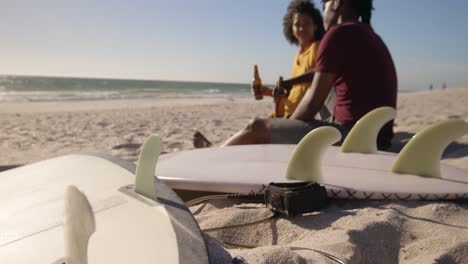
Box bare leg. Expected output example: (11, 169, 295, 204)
(221, 118, 271, 146)
(193, 130, 212, 148)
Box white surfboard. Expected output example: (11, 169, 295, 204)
(156, 144, 468, 200)
(0, 143, 209, 263)
(156, 111, 468, 201)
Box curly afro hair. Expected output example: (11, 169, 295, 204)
(349, 0, 374, 24)
(283, 0, 325, 45)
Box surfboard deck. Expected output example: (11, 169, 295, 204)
(0, 154, 209, 264)
(156, 145, 468, 200)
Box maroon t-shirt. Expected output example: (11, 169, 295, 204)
(315, 22, 397, 148)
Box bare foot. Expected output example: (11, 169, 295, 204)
(193, 130, 212, 148)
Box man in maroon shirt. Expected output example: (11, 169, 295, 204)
(290, 0, 397, 148)
(195, 0, 397, 150)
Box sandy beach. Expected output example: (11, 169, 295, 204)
(1, 88, 468, 263)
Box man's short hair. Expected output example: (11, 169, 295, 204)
(349, 0, 374, 24)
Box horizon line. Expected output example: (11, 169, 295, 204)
(0, 73, 251, 86)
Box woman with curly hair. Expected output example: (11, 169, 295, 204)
(256, 0, 330, 120)
(194, 0, 330, 148)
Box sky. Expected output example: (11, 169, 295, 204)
(0, 0, 467, 91)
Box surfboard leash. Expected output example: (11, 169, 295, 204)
(186, 182, 329, 217)
(186, 194, 232, 207)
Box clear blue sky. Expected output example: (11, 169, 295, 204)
(1, 0, 467, 91)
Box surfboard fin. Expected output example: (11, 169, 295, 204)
(392, 120, 468, 178)
(64, 186, 95, 264)
(286, 126, 341, 182)
(341, 107, 397, 154)
(134, 134, 163, 200)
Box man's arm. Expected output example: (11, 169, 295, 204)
(281, 70, 315, 92)
(289, 72, 336, 121)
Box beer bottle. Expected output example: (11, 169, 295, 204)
(274, 76, 286, 117)
(252, 64, 263, 100)
(276, 76, 285, 96)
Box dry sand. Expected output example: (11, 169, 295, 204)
(1, 88, 468, 263)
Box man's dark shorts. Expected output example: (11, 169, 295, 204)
(264, 118, 349, 145)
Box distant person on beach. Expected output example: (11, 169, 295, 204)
(194, 0, 331, 147)
(195, 0, 397, 150)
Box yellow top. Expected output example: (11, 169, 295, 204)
(270, 41, 320, 117)
(285, 41, 320, 116)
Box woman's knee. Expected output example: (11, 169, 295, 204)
(246, 118, 267, 132)
(245, 118, 270, 142)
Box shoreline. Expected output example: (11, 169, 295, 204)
(1, 87, 464, 113)
(0, 96, 256, 113)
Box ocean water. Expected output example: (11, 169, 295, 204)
(0, 75, 251, 102)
